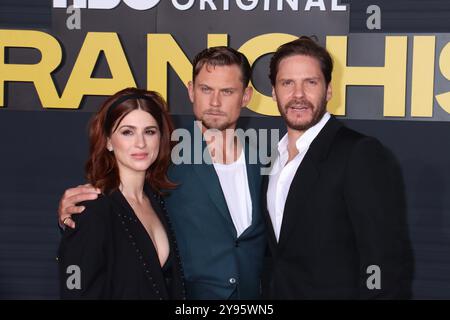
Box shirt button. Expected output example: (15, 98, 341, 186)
(229, 277, 236, 285)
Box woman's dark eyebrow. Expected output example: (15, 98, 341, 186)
(118, 125, 158, 130)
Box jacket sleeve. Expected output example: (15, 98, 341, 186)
(58, 199, 110, 299)
(344, 137, 413, 299)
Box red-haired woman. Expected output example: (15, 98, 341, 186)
(58, 88, 185, 299)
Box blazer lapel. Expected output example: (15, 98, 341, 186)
(276, 153, 320, 250)
(144, 185, 179, 267)
(261, 174, 278, 252)
(190, 128, 237, 237)
(109, 189, 169, 297)
(276, 116, 343, 251)
(144, 185, 170, 238)
(238, 141, 262, 239)
(191, 162, 236, 233)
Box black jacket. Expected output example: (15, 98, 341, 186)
(262, 117, 413, 299)
(58, 185, 185, 299)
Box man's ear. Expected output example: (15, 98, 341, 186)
(272, 86, 277, 102)
(242, 86, 253, 107)
(188, 81, 195, 103)
(326, 83, 332, 102)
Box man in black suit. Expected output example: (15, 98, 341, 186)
(262, 36, 413, 299)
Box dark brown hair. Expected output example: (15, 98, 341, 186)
(192, 46, 252, 87)
(85, 88, 175, 194)
(269, 36, 333, 86)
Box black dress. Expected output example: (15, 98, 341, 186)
(58, 185, 185, 299)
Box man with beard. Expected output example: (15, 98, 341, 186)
(57, 47, 266, 300)
(262, 37, 413, 299)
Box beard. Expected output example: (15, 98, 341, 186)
(199, 109, 232, 131)
(278, 96, 327, 132)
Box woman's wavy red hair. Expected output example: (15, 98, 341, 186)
(85, 88, 176, 194)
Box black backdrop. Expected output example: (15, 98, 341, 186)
(1, 0, 450, 299)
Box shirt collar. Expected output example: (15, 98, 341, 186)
(277, 112, 331, 158)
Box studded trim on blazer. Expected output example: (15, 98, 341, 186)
(153, 192, 187, 300)
(115, 209, 166, 300)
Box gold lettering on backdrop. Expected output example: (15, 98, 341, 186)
(0, 30, 62, 108)
(0, 31, 135, 109)
(147, 34, 191, 103)
(327, 36, 408, 117)
(1, 30, 449, 118)
(436, 42, 450, 114)
(239, 33, 298, 116)
(411, 36, 436, 117)
(59, 32, 136, 109)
